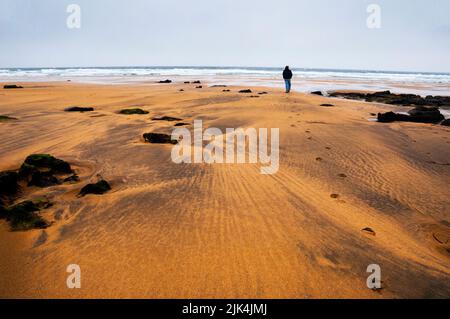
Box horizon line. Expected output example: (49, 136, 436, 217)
(1, 65, 450, 76)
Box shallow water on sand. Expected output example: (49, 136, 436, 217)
(1, 67, 450, 96)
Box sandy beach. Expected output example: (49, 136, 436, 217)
(0, 81, 449, 299)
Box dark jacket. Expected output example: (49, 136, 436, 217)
(283, 69, 293, 80)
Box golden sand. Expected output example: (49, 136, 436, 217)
(0, 82, 449, 298)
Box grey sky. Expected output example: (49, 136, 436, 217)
(1, 0, 449, 72)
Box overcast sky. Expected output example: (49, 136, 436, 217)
(1, 0, 449, 72)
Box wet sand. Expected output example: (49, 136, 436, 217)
(0, 82, 449, 298)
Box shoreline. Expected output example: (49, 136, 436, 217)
(2, 78, 449, 97)
(2, 79, 450, 100)
(1, 67, 450, 96)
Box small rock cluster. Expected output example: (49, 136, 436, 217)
(0, 154, 111, 231)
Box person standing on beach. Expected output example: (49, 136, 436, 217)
(283, 66, 293, 93)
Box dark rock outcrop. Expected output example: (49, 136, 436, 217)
(0, 171, 19, 200)
(377, 112, 409, 123)
(441, 119, 450, 126)
(1, 200, 50, 231)
(311, 91, 323, 96)
(119, 108, 149, 115)
(174, 123, 189, 127)
(65, 106, 94, 112)
(158, 80, 172, 84)
(329, 92, 365, 100)
(21, 154, 72, 175)
(196, 86, 203, 89)
(330, 90, 450, 108)
(28, 171, 60, 187)
(0, 115, 17, 121)
(424, 95, 450, 107)
(152, 116, 182, 122)
(377, 107, 444, 124)
(320, 104, 334, 107)
(407, 106, 444, 122)
(79, 180, 111, 197)
(64, 174, 80, 183)
(143, 133, 178, 144)
(0, 203, 6, 218)
(19, 154, 73, 187)
(4, 84, 23, 89)
(239, 89, 252, 93)
(193, 81, 201, 84)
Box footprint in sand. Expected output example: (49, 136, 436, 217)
(338, 173, 347, 178)
(54, 209, 64, 220)
(361, 227, 376, 236)
(316, 157, 323, 162)
(330, 194, 340, 199)
(432, 230, 450, 245)
(325, 147, 331, 150)
(33, 230, 48, 248)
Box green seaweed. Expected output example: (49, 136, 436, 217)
(1, 200, 50, 231)
(19, 162, 37, 177)
(18, 154, 72, 188)
(28, 171, 60, 187)
(22, 154, 72, 174)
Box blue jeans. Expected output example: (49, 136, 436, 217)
(284, 79, 291, 93)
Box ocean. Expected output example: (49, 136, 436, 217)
(1, 66, 450, 96)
